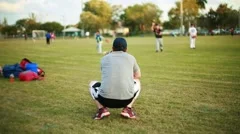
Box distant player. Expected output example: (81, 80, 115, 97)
(188, 24, 197, 49)
(24, 33, 28, 41)
(151, 22, 164, 52)
(32, 32, 36, 43)
(45, 32, 51, 45)
(96, 31, 104, 54)
(51, 32, 56, 42)
(85, 31, 90, 39)
(74, 32, 78, 40)
(230, 28, 234, 37)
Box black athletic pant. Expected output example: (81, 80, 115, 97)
(46, 38, 50, 44)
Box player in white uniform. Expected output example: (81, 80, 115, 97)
(188, 24, 197, 49)
(32, 32, 36, 43)
(85, 31, 90, 39)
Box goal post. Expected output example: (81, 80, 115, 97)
(32, 30, 46, 40)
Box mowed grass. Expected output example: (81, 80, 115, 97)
(0, 36, 240, 134)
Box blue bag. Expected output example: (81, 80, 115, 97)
(25, 63, 38, 73)
(2, 63, 24, 78)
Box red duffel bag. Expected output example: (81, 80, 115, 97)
(19, 70, 40, 81)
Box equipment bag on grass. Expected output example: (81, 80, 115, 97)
(37, 67, 45, 77)
(2, 63, 23, 78)
(20, 58, 31, 69)
(20, 58, 45, 77)
(25, 63, 38, 73)
(19, 70, 39, 81)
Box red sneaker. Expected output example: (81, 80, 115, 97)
(121, 107, 136, 119)
(94, 107, 110, 120)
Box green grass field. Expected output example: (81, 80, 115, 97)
(0, 36, 240, 134)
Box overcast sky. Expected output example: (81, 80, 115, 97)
(0, 0, 239, 25)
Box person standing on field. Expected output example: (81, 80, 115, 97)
(32, 32, 36, 43)
(24, 33, 28, 41)
(50, 32, 56, 42)
(85, 31, 90, 39)
(151, 22, 164, 52)
(45, 32, 51, 45)
(230, 28, 234, 37)
(89, 37, 141, 120)
(95, 31, 104, 54)
(188, 24, 197, 49)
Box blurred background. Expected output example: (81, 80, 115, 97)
(0, 0, 239, 39)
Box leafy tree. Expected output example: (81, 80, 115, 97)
(3, 17, 8, 26)
(40, 22, 63, 33)
(28, 23, 41, 33)
(197, 14, 208, 28)
(167, 5, 181, 29)
(15, 14, 40, 34)
(111, 5, 125, 29)
(166, 0, 199, 29)
(76, 22, 82, 30)
(1, 25, 17, 35)
(205, 8, 218, 29)
(25, 13, 39, 34)
(182, 0, 199, 25)
(15, 18, 28, 33)
(203, 4, 239, 29)
(124, 3, 162, 34)
(215, 3, 238, 28)
(25, 20, 41, 34)
(80, 0, 112, 32)
(80, 11, 101, 32)
(16, 19, 27, 28)
(29, 13, 37, 22)
(0, 21, 3, 32)
(163, 21, 176, 29)
(226, 9, 239, 28)
(196, 0, 207, 9)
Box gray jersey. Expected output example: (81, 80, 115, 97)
(99, 51, 140, 100)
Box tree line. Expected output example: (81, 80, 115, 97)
(0, 13, 64, 37)
(0, 0, 239, 36)
(165, 1, 239, 31)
